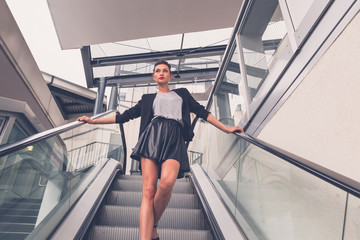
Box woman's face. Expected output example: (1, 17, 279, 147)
(153, 64, 172, 85)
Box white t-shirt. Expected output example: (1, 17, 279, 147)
(152, 91, 183, 124)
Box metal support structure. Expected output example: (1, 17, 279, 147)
(216, 92, 234, 126)
(81, 46, 95, 88)
(235, 33, 252, 121)
(93, 78, 107, 115)
(94, 68, 219, 87)
(115, 79, 214, 89)
(175, 34, 185, 78)
(108, 86, 118, 111)
(91, 45, 227, 67)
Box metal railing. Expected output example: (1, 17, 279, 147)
(0, 109, 127, 240)
(0, 110, 115, 157)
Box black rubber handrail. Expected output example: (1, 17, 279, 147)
(0, 110, 116, 157)
(235, 132, 360, 198)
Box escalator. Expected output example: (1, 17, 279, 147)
(0, 110, 243, 240)
(0, 110, 359, 239)
(0, 198, 41, 239)
(85, 174, 213, 240)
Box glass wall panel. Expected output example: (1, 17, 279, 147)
(233, 142, 347, 239)
(217, 159, 241, 212)
(188, 0, 359, 239)
(190, 121, 352, 239)
(6, 122, 27, 144)
(190, 100, 357, 240)
(240, 1, 287, 102)
(0, 117, 5, 136)
(0, 112, 124, 239)
(189, 120, 241, 214)
(344, 194, 360, 239)
(215, 44, 247, 126)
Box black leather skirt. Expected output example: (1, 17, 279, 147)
(130, 117, 190, 178)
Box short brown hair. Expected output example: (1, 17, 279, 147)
(153, 59, 172, 74)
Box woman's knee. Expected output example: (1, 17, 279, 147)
(142, 184, 157, 201)
(158, 177, 176, 194)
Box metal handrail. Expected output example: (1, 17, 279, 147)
(0, 110, 116, 157)
(235, 132, 360, 198)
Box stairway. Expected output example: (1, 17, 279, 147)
(86, 174, 214, 240)
(0, 198, 41, 240)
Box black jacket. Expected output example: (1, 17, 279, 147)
(115, 88, 210, 141)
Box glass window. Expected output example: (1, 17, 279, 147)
(0, 117, 6, 136)
(240, 2, 287, 102)
(215, 44, 247, 126)
(6, 122, 27, 144)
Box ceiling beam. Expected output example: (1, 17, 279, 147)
(94, 68, 219, 87)
(113, 79, 215, 89)
(91, 45, 227, 67)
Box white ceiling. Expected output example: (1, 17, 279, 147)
(47, 0, 242, 50)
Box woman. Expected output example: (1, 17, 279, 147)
(78, 60, 243, 240)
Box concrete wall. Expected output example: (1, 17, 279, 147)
(258, 12, 360, 182)
(0, 2, 64, 130)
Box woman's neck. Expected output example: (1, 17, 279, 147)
(157, 85, 171, 93)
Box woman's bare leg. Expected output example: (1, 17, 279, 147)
(152, 159, 180, 238)
(140, 157, 159, 240)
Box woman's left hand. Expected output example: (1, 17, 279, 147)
(225, 126, 244, 134)
(206, 114, 244, 134)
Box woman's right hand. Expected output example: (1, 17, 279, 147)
(77, 116, 93, 124)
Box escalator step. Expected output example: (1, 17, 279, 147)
(87, 226, 213, 240)
(97, 206, 207, 230)
(4, 198, 42, 204)
(0, 215, 37, 224)
(0, 203, 41, 210)
(0, 223, 34, 233)
(0, 208, 39, 216)
(0, 232, 28, 240)
(112, 180, 194, 194)
(117, 175, 190, 182)
(106, 191, 200, 209)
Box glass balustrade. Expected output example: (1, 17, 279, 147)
(188, 0, 360, 238)
(344, 194, 360, 239)
(0, 111, 124, 240)
(189, 120, 360, 239)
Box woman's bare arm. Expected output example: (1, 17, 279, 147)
(77, 115, 116, 124)
(206, 113, 243, 133)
